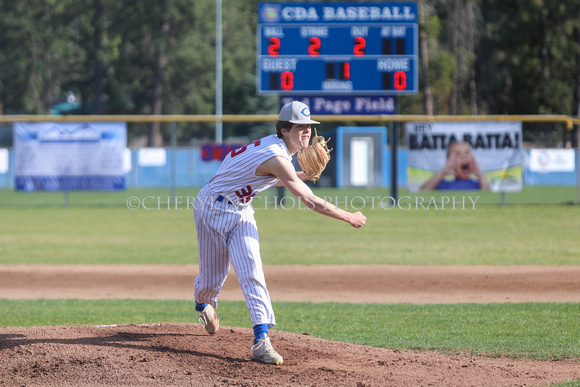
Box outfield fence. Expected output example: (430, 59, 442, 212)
(0, 114, 578, 207)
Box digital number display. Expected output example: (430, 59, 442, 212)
(257, 2, 418, 95)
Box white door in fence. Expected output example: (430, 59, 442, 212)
(350, 137, 374, 187)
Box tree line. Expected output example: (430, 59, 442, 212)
(0, 0, 578, 146)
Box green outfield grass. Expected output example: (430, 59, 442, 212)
(0, 185, 578, 207)
(0, 188, 578, 265)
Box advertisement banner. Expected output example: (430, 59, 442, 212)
(406, 121, 523, 192)
(528, 149, 575, 172)
(14, 122, 127, 191)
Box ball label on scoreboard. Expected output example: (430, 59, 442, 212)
(257, 2, 418, 95)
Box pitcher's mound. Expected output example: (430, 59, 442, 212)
(1, 323, 578, 386)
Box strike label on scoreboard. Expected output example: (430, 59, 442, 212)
(257, 2, 418, 95)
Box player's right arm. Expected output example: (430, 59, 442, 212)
(256, 156, 366, 228)
(272, 170, 310, 186)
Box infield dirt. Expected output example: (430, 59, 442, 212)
(1, 264, 579, 386)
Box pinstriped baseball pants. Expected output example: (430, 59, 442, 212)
(193, 185, 276, 328)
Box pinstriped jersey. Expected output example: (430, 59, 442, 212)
(207, 134, 291, 204)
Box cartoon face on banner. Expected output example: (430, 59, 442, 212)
(406, 121, 523, 192)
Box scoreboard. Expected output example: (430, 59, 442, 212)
(257, 2, 418, 95)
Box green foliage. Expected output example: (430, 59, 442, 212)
(429, 50, 456, 110)
(476, 0, 580, 117)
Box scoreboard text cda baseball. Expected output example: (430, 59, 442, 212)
(257, 2, 418, 95)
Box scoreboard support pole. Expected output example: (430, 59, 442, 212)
(390, 95, 399, 201)
(215, 0, 223, 143)
(390, 119, 398, 202)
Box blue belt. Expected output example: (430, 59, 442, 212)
(216, 195, 229, 203)
(216, 194, 242, 207)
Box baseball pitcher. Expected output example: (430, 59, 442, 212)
(193, 101, 366, 365)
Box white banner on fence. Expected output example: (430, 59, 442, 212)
(138, 148, 167, 167)
(13, 122, 127, 191)
(406, 121, 523, 192)
(528, 149, 575, 172)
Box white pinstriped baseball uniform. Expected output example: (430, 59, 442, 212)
(194, 134, 292, 328)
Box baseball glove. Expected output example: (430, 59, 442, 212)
(297, 129, 332, 182)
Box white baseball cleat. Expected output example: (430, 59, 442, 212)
(252, 336, 283, 365)
(197, 304, 219, 334)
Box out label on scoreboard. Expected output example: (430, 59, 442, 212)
(257, 2, 418, 95)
